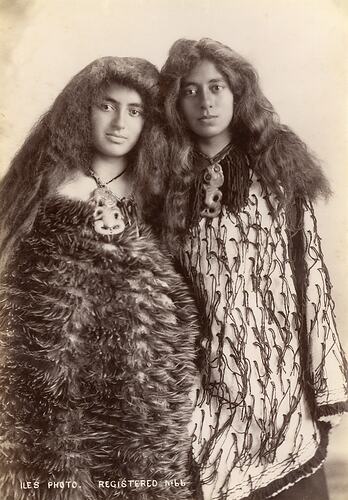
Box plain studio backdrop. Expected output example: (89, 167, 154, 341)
(0, 0, 347, 498)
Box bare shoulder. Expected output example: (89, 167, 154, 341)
(56, 171, 96, 201)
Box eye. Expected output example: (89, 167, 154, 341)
(98, 102, 114, 112)
(211, 84, 225, 93)
(128, 108, 143, 117)
(182, 87, 198, 97)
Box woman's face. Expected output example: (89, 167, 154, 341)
(91, 83, 145, 159)
(179, 59, 234, 144)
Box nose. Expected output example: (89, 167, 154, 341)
(200, 88, 213, 109)
(111, 109, 126, 129)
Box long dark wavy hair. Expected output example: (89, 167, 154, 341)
(0, 56, 168, 268)
(160, 38, 330, 251)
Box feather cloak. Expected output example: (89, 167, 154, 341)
(0, 196, 199, 500)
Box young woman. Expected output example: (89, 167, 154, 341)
(160, 38, 348, 500)
(0, 56, 198, 500)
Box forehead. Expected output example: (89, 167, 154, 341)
(182, 59, 227, 85)
(99, 82, 143, 104)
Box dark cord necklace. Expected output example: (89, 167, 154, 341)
(195, 142, 234, 166)
(106, 166, 128, 184)
(89, 166, 128, 187)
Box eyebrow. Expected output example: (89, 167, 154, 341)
(100, 96, 144, 108)
(182, 77, 227, 87)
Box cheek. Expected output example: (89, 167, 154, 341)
(180, 100, 196, 124)
(230, 95, 234, 114)
(228, 93, 234, 111)
(131, 119, 145, 142)
(222, 94, 234, 120)
(91, 112, 105, 137)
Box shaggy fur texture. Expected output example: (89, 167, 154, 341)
(0, 196, 199, 500)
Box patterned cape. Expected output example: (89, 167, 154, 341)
(183, 148, 348, 500)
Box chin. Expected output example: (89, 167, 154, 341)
(102, 147, 129, 158)
(196, 131, 223, 140)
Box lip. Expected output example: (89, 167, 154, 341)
(198, 115, 218, 121)
(106, 133, 127, 140)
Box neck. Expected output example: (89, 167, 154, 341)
(91, 154, 128, 182)
(195, 133, 232, 158)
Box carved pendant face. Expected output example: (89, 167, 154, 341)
(200, 163, 224, 218)
(91, 187, 126, 235)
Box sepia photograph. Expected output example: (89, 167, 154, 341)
(0, 0, 347, 499)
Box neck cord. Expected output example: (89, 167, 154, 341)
(88, 166, 128, 188)
(195, 142, 234, 166)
